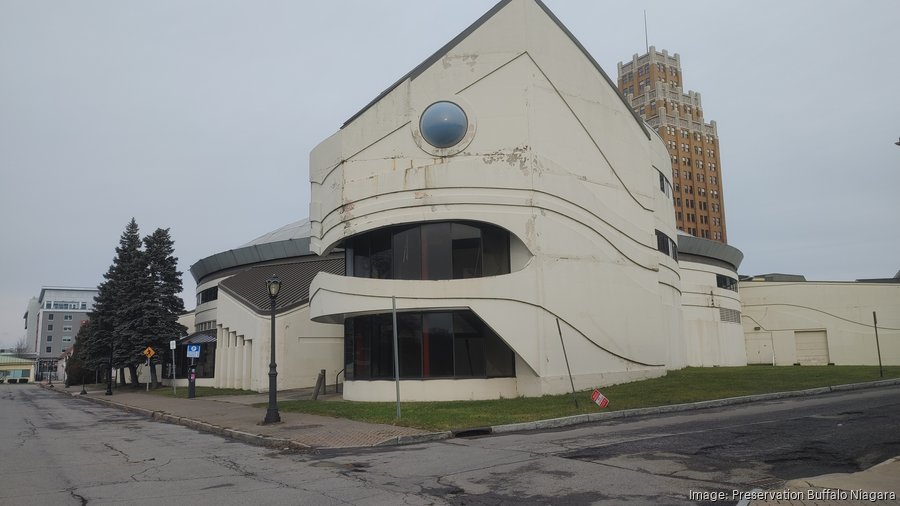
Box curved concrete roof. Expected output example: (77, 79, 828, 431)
(677, 232, 744, 272)
(189, 219, 314, 284)
(238, 219, 311, 247)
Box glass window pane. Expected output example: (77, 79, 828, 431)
(344, 244, 354, 277)
(398, 313, 422, 378)
(352, 317, 371, 379)
(422, 223, 451, 280)
(453, 312, 485, 377)
(393, 226, 422, 280)
(482, 226, 510, 276)
(344, 319, 357, 380)
(371, 315, 394, 379)
(353, 235, 371, 278)
(454, 337, 486, 377)
(424, 313, 454, 377)
(484, 331, 515, 377)
(370, 228, 392, 279)
(451, 223, 482, 279)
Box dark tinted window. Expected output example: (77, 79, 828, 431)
(346, 221, 511, 281)
(344, 310, 514, 380)
(716, 274, 738, 292)
(393, 226, 422, 280)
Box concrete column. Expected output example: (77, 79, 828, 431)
(225, 331, 235, 389)
(222, 329, 232, 389)
(214, 325, 224, 388)
(235, 336, 245, 390)
(241, 338, 251, 390)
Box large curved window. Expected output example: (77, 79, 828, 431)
(197, 287, 218, 305)
(344, 222, 510, 281)
(344, 310, 515, 380)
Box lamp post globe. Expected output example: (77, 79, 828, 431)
(263, 274, 282, 424)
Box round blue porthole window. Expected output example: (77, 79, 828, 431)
(420, 101, 468, 149)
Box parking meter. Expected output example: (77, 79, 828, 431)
(188, 365, 197, 399)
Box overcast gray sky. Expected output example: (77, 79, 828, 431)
(2, 0, 898, 349)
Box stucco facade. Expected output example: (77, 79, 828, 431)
(677, 233, 745, 367)
(740, 281, 900, 366)
(185, 0, 897, 401)
(308, 0, 685, 401)
(212, 288, 343, 392)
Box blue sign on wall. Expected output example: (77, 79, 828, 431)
(186, 344, 201, 358)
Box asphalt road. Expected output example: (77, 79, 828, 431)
(2, 383, 899, 505)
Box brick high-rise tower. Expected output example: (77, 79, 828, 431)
(617, 47, 727, 243)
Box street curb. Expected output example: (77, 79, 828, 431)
(42, 386, 313, 452)
(489, 378, 900, 434)
(372, 431, 453, 447)
(39, 378, 900, 449)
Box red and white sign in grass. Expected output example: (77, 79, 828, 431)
(591, 389, 609, 408)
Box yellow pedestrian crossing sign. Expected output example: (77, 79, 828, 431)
(143, 347, 156, 359)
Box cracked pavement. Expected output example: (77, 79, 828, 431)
(2, 384, 899, 505)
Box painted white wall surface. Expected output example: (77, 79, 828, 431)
(177, 311, 195, 334)
(215, 290, 343, 392)
(740, 281, 900, 366)
(679, 260, 745, 367)
(309, 0, 682, 400)
(194, 275, 228, 329)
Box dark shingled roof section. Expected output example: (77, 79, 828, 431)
(341, 0, 650, 140)
(180, 331, 217, 344)
(218, 254, 344, 315)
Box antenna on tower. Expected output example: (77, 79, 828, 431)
(644, 10, 649, 53)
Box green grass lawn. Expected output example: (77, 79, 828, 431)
(275, 366, 900, 431)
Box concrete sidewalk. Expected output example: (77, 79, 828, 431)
(743, 457, 900, 505)
(44, 383, 447, 451)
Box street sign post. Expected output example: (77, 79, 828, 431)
(186, 345, 200, 399)
(170, 340, 177, 395)
(142, 347, 156, 392)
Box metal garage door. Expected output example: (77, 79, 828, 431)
(795, 330, 829, 365)
(745, 332, 774, 365)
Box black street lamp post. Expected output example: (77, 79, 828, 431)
(262, 274, 282, 425)
(105, 345, 113, 396)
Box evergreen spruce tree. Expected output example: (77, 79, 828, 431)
(79, 219, 187, 388)
(112, 218, 154, 386)
(78, 251, 121, 379)
(143, 228, 187, 388)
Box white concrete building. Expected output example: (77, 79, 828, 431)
(187, 219, 344, 391)
(187, 0, 897, 401)
(677, 232, 746, 367)
(741, 277, 900, 366)
(308, 0, 686, 401)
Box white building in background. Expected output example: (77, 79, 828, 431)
(27, 287, 97, 380)
(187, 219, 344, 390)
(741, 275, 900, 367)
